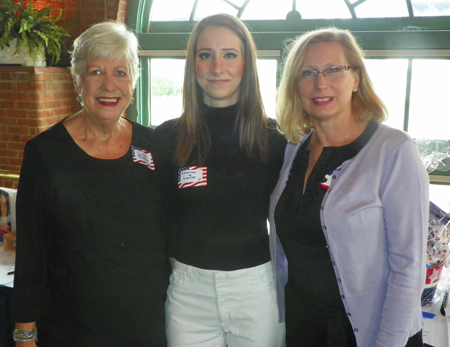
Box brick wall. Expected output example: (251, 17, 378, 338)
(32, 0, 129, 35)
(0, 0, 131, 188)
(0, 67, 80, 188)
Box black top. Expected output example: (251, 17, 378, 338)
(151, 104, 286, 271)
(274, 120, 377, 346)
(13, 120, 170, 347)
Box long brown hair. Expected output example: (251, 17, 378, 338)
(175, 13, 268, 166)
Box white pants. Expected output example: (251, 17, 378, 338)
(166, 260, 286, 347)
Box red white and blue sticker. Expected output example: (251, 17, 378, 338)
(320, 174, 332, 190)
(178, 166, 207, 188)
(131, 146, 155, 170)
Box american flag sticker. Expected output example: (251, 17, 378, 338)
(131, 146, 155, 170)
(178, 166, 207, 188)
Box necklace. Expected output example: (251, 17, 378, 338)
(312, 129, 354, 151)
(333, 131, 352, 146)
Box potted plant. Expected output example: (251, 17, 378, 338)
(0, 0, 70, 66)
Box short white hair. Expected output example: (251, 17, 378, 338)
(70, 21, 140, 87)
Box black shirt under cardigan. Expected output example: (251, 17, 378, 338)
(274, 120, 378, 347)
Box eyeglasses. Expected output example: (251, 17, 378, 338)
(298, 66, 357, 82)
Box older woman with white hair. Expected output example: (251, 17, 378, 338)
(13, 21, 169, 347)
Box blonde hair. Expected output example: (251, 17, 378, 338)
(277, 27, 387, 143)
(70, 21, 140, 88)
(175, 13, 268, 166)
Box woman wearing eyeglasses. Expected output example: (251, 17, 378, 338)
(269, 27, 429, 347)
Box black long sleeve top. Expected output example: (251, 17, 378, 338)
(150, 104, 286, 271)
(13, 120, 169, 346)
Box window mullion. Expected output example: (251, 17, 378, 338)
(137, 58, 151, 126)
(403, 58, 413, 132)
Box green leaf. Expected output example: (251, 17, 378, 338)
(0, 0, 70, 65)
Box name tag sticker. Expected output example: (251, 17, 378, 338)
(131, 146, 155, 170)
(178, 166, 207, 188)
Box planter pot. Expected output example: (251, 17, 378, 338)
(0, 38, 46, 67)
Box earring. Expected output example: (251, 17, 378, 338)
(130, 97, 135, 105)
(77, 95, 84, 107)
(353, 89, 358, 93)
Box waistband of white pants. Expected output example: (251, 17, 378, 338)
(173, 260, 272, 277)
(171, 259, 275, 292)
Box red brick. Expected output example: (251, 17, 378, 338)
(0, 149, 16, 158)
(54, 107, 72, 116)
(8, 157, 23, 166)
(45, 101, 63, 109)
(6, 126, 30, 136)
(20, 135, 35, 144)
(0, 117, 17, 126)
(8, 142, 25, 151)
(33, 74, 53, 82)
(17, 118, 40, 127)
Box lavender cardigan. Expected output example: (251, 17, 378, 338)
(269, 123, 429, 347)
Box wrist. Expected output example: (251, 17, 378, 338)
(13, 327, 38, 342)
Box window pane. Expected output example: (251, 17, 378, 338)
(150, 0, 195, 21)
(411, 0, 450, 16)
(296, 0, 351, 19)
(149, 58, 277, 126)
(194, 0, 240, 20)
(150, 59, 185, 127)
(355, 0, 409, 18)
(240, 0, 291, 20)
(227, 0, 247, 6)
(364, 59, 408, 131)
(409, 59, 450, 140)
(430, 184, 450, 213)
(257, 59, 277, 118)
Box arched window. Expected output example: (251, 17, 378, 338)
(127, 0, 450, 209)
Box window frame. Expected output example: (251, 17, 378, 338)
(126, 0, 450, 182)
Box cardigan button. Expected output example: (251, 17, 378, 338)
(337, 278, 342, 282)
(347, 313, 351, 317)
(320, 206, 324, 210)
(354, 328, 359, 332)
(332, 175, 336, 179)
(323, 225, 327, 230)
(341, 295, 345, 299)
